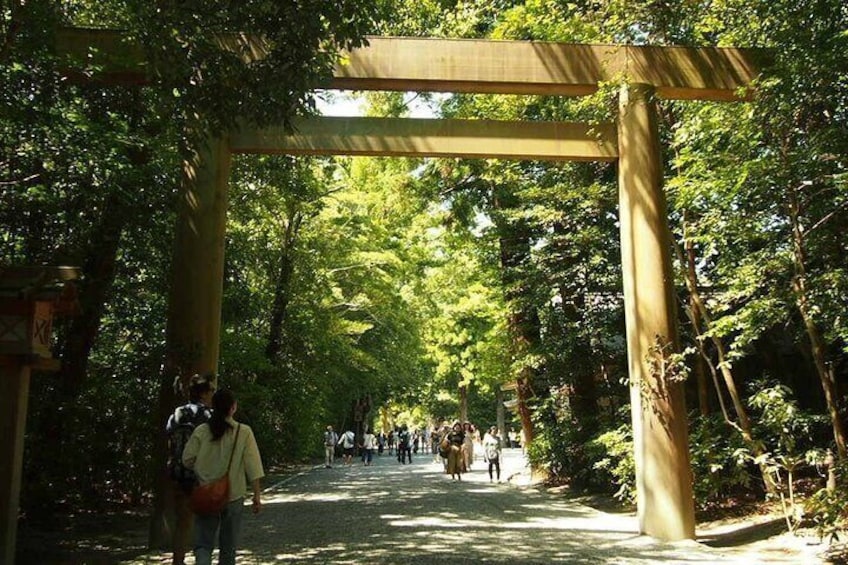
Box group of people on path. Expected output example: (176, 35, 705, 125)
(323, 425, 380, 467)
(166, 377, 509, 564)
(165, 374, 265, 565)
(322, 423, 429, 468)
(321, 419, 505, 484)
(437, 421, 503, 482)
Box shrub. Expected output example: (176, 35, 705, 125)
(527, 391, 607, 488)
(688, 414, 754, 507)
(805, 457, 848, 542)
(585, 425, 636, 504)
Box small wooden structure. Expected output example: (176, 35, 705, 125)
(0, 266, 79, 565)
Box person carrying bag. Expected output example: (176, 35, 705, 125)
(189, 425, 240, 515)
(182, 389, 265, 565)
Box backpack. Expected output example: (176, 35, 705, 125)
(340, 431, 355, 448)
(167, 404, 210, 490)
(324, 431, 337, 447)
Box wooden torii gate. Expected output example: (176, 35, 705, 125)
(52, 31, 764, 543)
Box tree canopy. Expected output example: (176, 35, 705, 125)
(3, 0, 847, 545)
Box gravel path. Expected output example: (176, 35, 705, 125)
(115, 448, 823, 564)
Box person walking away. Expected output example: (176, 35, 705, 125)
(361, 428, 376, 466)
(397, 425, 411, 464)
(182, 389, 264, 565)
(338, 429, 356, 465)
(432, 427, 443, 463)
(483, 426, 503, 482)
(377, 432, 385, 455)
(445, 421, 465, 480)
(461, 422, 475, 471)
(323, 426, 338, 468)
(165, 373, 214, 565)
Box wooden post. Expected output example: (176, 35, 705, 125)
(617, 83, 696, 541)
(166, 134, 232, 378)
(149, 134, 232, 557)
(0, 267, 78, 565)
(0, 360, 31, 565)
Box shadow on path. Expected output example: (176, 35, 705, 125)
(17, 449, 819, 564)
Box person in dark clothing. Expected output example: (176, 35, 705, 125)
(397, 425, 412, 464)
(165, 373, 214, 565)
(445, 421, 465, 480)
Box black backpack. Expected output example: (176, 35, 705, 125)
(167, 404, 210, 490)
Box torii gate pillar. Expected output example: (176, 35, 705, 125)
(165, 135, 231, 380)
(617, 83, 696, 540)
(150, 135, 230, 554)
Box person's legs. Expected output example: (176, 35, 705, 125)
(495, 457, 501, 481)
(193, 512, 220, 565)
(218, 498, 245, 565)
(488, 459, 494, 481)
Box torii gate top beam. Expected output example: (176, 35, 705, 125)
(333, 37, 765, 101)
(55, 29, 766, 101)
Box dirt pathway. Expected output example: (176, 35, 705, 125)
(19, 448, 827, 564)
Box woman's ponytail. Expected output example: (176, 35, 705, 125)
(209, 389, 236, 440)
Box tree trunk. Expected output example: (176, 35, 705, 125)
(459, 384, 468, 423)
(786, 185, 847, 458)
(265, 250, 294, 361)
(685, 235, 711, 417)
(675, 232, 777, 493)
(493, 186, 541, 448)
(265, 210, 302, 361)
(515, 373, 535, 445)
(58, 189, 124, 398)
(496, 387, 506, 442)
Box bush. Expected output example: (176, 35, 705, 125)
(688, 414, 755, 507)
(526, 392, 606, 488)
(805, 457, 848, 542)
(585, 425, 636, 504)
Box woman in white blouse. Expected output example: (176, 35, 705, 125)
(183, 389, 265, 565)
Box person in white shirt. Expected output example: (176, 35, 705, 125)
(183, 389, 265, 565)
(482, 426, 503, 482)
(323, 425, 338, 468)
(361, 428, 377, 466)
(337, 429, 356, 465)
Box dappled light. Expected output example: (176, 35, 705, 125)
(99, 451, 799, 564)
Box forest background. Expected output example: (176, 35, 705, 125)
(2, 0, 847, 548)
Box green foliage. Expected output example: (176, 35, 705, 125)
(585, 425, 636, 504)
(688, 415, 753, 506)
(125, 0, 386, 139)
(806, 458, 848, 542)
(749, 380, 828, 459)
(747, 380, 830, 532)
(525, 393, 570, 479)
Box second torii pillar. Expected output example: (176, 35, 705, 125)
(166, 134, 232, 380)
(150, 134, 231, 555)
(617, 83, 696, 541)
